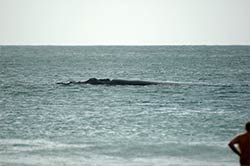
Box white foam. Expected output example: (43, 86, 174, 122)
(0, 139, 238, 166)
(0, 153, 237, 166)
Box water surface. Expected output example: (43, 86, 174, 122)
(0, 46, 250, 166)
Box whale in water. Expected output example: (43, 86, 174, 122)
(57, 78, 160, 86)
(57, 78, 234, 87)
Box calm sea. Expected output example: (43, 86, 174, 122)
(0, 46, 250, 166)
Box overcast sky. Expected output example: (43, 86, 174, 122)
(0, 0, 250, 45)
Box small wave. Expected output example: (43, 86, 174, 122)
(158, 81, 231, 87)
(0, 139, 91, 153)
(83, 141, 229, 160)
(0, 139, 236, 166)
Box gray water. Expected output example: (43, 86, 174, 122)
(0, 46, 250, 166)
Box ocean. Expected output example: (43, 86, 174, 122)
(0, 46, 250, 166)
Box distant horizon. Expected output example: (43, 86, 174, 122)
(1, 44, 250, 46)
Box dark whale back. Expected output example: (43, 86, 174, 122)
(110, 79, 157, 85)
(85, 78, 111, 84)
(57, 78, 159, 86)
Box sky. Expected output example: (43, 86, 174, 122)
(0, 0, 250, 45)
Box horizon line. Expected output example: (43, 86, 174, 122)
(0, 44, 250, 47)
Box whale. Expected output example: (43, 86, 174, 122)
(57, 78, 160, 86)
(57, 78, 233, 87)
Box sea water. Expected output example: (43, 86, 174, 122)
(0, 46, 250, 166)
